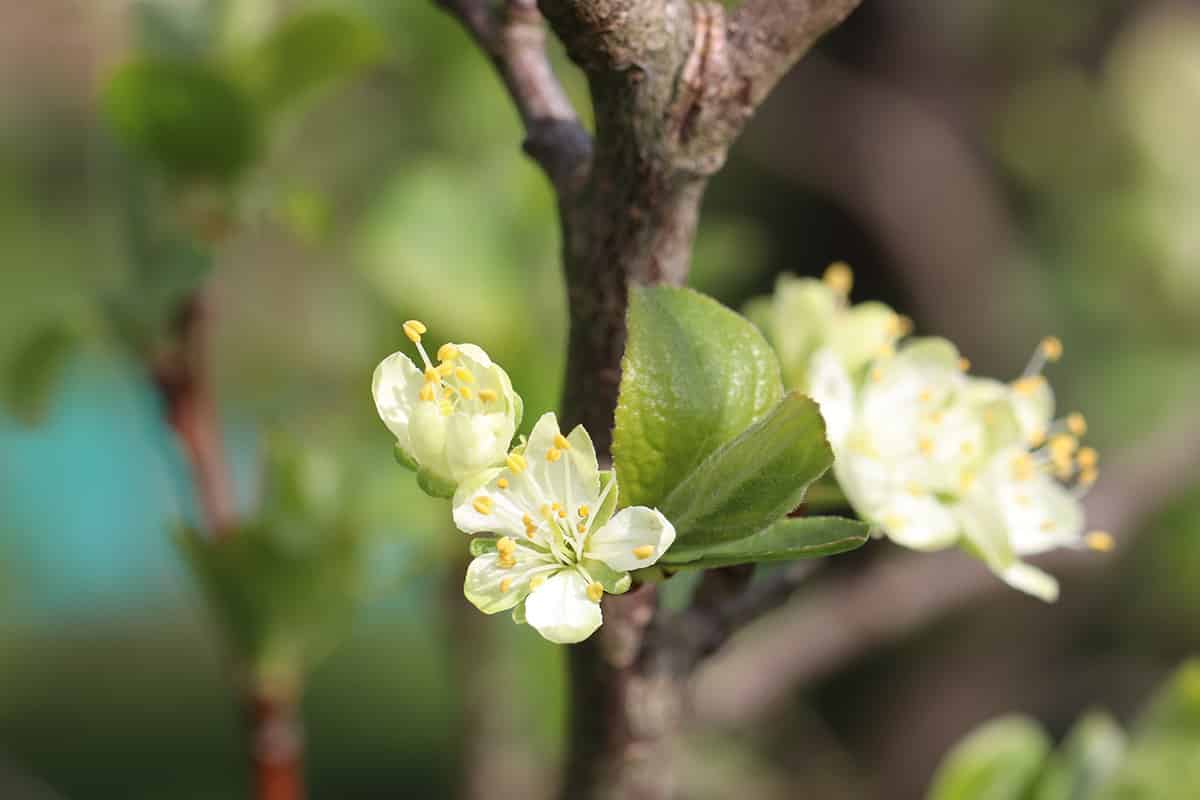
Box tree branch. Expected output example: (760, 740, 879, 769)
(693, 415, 1200, 727)
(436, 0, 592, 193)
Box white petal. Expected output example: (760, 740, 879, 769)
(409, 401, 450, 477)
(998, 561, 1059, 602)
(452, 469, 535, 538)
(524, 571, 603, 644)
(827, 301, 904, 375)
(1011, 379, 1055, 444)
(586, 506, 676, 572)
(445, 411, 514, 482)
(463, 551, 556, 614)
(371, 352, 425, 453)
(876, 492, 960, 551)
(524, 412, 601, 510)
(808, 348, 855, 450)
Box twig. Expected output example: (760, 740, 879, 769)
(693, 415, 1200, 726)
(436, 0, 591, 193)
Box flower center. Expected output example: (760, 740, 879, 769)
(403, 319, 498, 416)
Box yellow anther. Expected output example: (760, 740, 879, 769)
(499, 577, 512, 593)
(1066, 412, 1088, 437)
(498, 553, 516, 568)
(577, 505, 590, 519)
(918, 437, 934, 456)
(458, 386, 473, 400)
(1086, 531, 1115, 552)
(870, 367, 884, 383)
(886, 314, 913, 337)
(418, 383, 435, 402)
(918, 388, 934, 403)
(557, 508, 568, 519)
(455, 367, 475, 384)
(437, 361, 456, 378)
(472, 496, 493, 515)
(553, 434, 571, 450)
(1011, 453, 1035, 481)
(577, 522, 587, 534)
(497, 536, 516, 555)
(478, 389, 498, 404)
(540, 504, 554, 520)
(437, 343, 459, 362)
(546, 447, 562, 463)
(1040, 336, 1064, 362)
(959, 471, 976, 493)
(439, 400, 454, 416)
(1040, 520, 1057, 532)
(957, 356, 971, 372)
(1053, 460, 1075, 480)
(632, 545, 655, 559)
(928, 410, 945, 425)
(1049, 434, 1078, 457)
(522, 513, 536, 531)
(586, 581, 605, 602)
(1076, 447, 1099, 469)
(506, 453, 527, 474)
(530, 574, 546, 590)
(1013, 376, 1046, 396)
(1079, 466, 1099, 486)
(443, 387, 456, 401)
(424, 367, 440, 383)
(552, 502, 562, 511)
(1028, 428, 1047, 447)
(497, 478, 509, 490)
(403, 319, 426, 343)
(822, 261, 854, 295)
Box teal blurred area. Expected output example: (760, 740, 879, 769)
(0, 0, 1198, 798)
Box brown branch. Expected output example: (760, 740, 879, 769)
(693, 415, 1200, 727)
(436, 0, 591, 193)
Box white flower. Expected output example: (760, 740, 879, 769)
(372, 319, 522, 492)
(452, 413, 676, 644)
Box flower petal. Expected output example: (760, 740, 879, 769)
(875, 491, 960, 551)
(998, 561, 1059, 602)
(808, 348, 855, 450)
(524, 571, 603, 644)
(452, 469, 536, 539)
(372, 352, 425, 454)
(586, 506, 676, 572)
(524, 412, 600, 510)
(445, 411, 515, 482)
(463, 550, 555, 614)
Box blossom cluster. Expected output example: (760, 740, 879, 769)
(372, 320, 675, 643)
(747, 264, 1111, 600)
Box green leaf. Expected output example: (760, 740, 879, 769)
(3, 325, 78, 425)
(1032, 712, 1125, 800)
(928, 716, 1052, 800)
(659, 392, 833, 547)
(237, 9, 384, 113)
(613, 285, 784, 509)
(1132, 659, 1200, 740)
(104, 58, 260, 181)
(661, 516, 869, 568)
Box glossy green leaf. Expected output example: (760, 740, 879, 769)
(238, 9, 385, 113)
(1032, 712, 1125, 800)
(103, 59, 260, 181)
(613, 285, 784, 509)
(927, 716, 1052, 800)
(3, 325, 78, 425)
(661, 516, 868, 568)
(659, 392, 832, 547)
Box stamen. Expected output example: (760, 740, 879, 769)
(497, 478, 509, 490)
(546, 447, 562, 463)
(577, 505, 590, 518)
(472, 496, 493, 515)
(418, 383, 435, 402)
(1066, 412, 1087, 437)
(499, 577, 512, 593)
(478, 389, 498, 404)
(443, 388, 456, 401)
(1076, 447, 1099, 469)
(822, 262, 853, 295)
(530, 574, 546, 591)
(437, 361, 455, 378)
(553, 434, 571, 450)
(918, 437, 934, 456)
(403, 319, 427, 343)
(586, 581, 604, 602)
(540, 504, 553, 520)
(1049, 434, 1078, 458)
(1085, 531, 1115, 552)
(497, 536, 516, 568)
(506, 453, 527, 474)
(437, 343, 459, 362)
(577, 522, 587, 534)
(1040, 520, 1057, 532)
(557, 508, 568, 519)
(1040, 336, 1064, 362)
(632, 545, 655, 559)
(455, 367, 475, 384)
(439, 400, 454, 416)
(458, 386, 472, 400)
(957, 356, 971, 372)
(1011, 453, 1035, 481)
(1012, 376, 1045, 396)
(1028, 428, 1047, 447)
(918, 388, 934, 404)
(423, 367, 439, 383)
(886, 314, 913, 337)
(1078, 466, 1099, 486)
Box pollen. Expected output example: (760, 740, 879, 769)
(418, 383, 435, 402)
(553, 434, 571, 450)
(458, 386, 473, 400)
(496, 536, 516, 568)
(403, 319, 427, 343)
(478, 389, 498, 404)
(632, 545, 655, 559)
(1049, 434, 1078, 458)
(1066, 412, 1087, 437)
(1028, 428, 1047, 447)
(499, 577, 512, 593)
(577, 522, 587, 533)
(423, 367, 439, 383)
(1079, 467, 1099, 486)
(506, 453, 527, 474)
(1076, 447, 1099, 469)
(497, 478, 509, 489)
(530, 574, 546, 590)
(455, 367, 475, 384)
(546, 447, 562, 463)
(557, 508, 567, 519)
(437, 361, 456, 378)
(1012, 376, 1045, 396)
(472, 496, 493, 515)
(577, 505, 590, 518)
(822, 261, 853, 295)
(586, 581, 605, 602)
(1085, 530, 1115, 552)
(957, 356, 971, 372)
(523, 514, 537, 536)
(1040, 336, 1064, 362)
(886, 314, 913, 337)
(437, 343, 459, 362)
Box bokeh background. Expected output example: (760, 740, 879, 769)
(2, 0, 1199, 797)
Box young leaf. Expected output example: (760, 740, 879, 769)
(927, 716, 1052, 800)
(659, 393, 833, 547)
(613, 285, 784, 509)
(660, 516, 869, 568)
(103, 59, 261, 182)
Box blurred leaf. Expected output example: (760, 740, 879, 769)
(613, 285, 784, 509)
(928, 716, 1052, 800)
(661, 516, 868, 568)
(3, 324, 78, 425)
(238, 9, 385, 113)
(104, 58, 261, 182)
(1132, 659, 1200, 739)
(658, 393, 833, 548)
(1033, 711, 1126, 800)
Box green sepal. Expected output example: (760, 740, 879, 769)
(513, 393, 524, 430)
(470, 537, 498, 557)
(660, 393, 833, 547)
(393, 443, 419, 472)
(593, 470, 620, 531)
(417, 467, 456, 499)
(582, 559, 632, 595)
(511, 603, 527, 624)
(661, 516, 869, 568)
